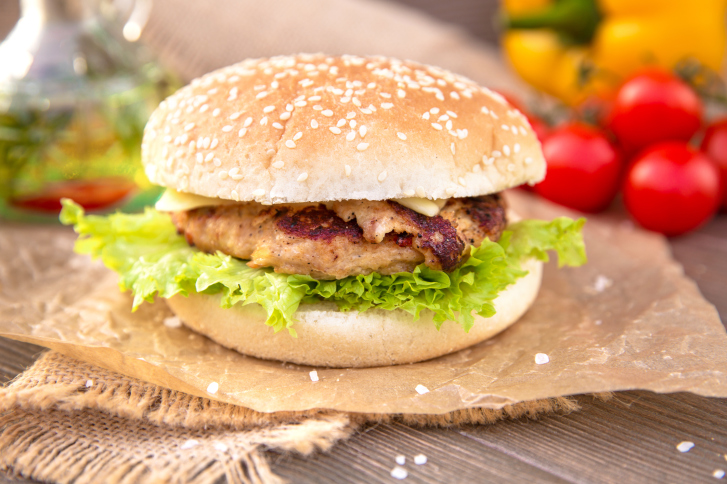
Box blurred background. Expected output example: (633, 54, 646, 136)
(0, 0, 725, 237)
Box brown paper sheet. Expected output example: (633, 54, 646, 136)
(1, 192, 727, 414)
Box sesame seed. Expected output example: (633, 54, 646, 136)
(260, 117, 268, 126)
(189, 140, 196, 151)
(381, 103, 394, 109)
(430, 107, 440, 114)
(397, 132, 407, 140)
(256, 91, 268, 99)
(272, 122, 283, 129)
(263, 105, 275, 113)
(207, 382, 219, 394)
(229, 112, 241, 120)
(492, 150, 502, 157)
(378, 170, 387, 181)
(451, 143, 456, 155)
(210, 139, 219, 149)
(507, 163, 516, 172)
(380, 92, 391, 98)
(446, 187, 457, 196)
(359, 126, 367, 137)
(340, 97, 350, 103)
(205, 153, 214, 162)
(272, 160, 284, 168)
(503, 145, 511, 156)
(352, 97, 361, 107)
(349, 120, 357, 129)
(431, 123, 443, 130)
(403, 189, 415, 197)
(212, 108, 221, 117)
(252, 189, 265, 197)
(280, 112, 291, 120)
(238, 128, 247, 137)
(490, 111, 499, 119)
(514, 143, 521, 153)
(244, 117, 253, 127)
(525, 156, 533, 164)
(311, 119, 319, 128)
(398, 89, 406, 98)
(297, 172, 308, 182)
(322, 110, 333, 117)
(285, 140, 296, 149)
(221, 125, 232, 132)
(286, 103, 294, 112)
(200, 104, 209, 113)
(184, 123, 195, 131)
(346, 131, 356, 141)
(295, 100, 307, 107)
(345, 165, 352, 176)
(312, 105, 323, 111)
(447, 110, 458, 118)
(416, 186, 426, 197)
(360, 108, 372, 114)
(346, 111, 356, 119)
(438, 114, 449, 122)
(308, 95, 322, 101)
(163, 135, 172, 143)
(519, 126, 527, 135)
(329, 126, 342, 134)
(446, 120, 453, 130)
(501, 124, 510, 132)
(415, 384, 430, 394)
(485, 157, 495, 165)
(337, 119, 346, 127)
(195, 153, 203, 163)
(293, 131, 303, 141)
(218, 171, 228, 179)
(357, 142, 369, 151)
(473, 164, 481, 173)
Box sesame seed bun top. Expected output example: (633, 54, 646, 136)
(141, 54, 546, 204)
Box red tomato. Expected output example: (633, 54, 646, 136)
(623, 142, 720, 236)
(11, 177, 135, 213)
(699, 118, 727, 211)
(534, 123, 622, 213)
(607, 70, 702, 152)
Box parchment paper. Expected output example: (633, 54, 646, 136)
(1, 192, 726, 414)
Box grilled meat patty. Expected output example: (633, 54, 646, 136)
(171, 195, 506, 279)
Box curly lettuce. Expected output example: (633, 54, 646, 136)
(60, 199, 586, 334)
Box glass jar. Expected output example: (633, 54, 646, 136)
(0, 0, 178, 221)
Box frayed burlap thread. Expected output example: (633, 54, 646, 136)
(0, 352, 587, 483)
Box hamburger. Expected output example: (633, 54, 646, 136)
(61, 54, 586, 368)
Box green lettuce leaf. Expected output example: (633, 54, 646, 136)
(60, 199, 586, 334)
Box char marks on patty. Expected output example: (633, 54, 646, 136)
(171, 195, 506, 279)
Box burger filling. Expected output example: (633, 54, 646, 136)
(170, 195, 506, 279)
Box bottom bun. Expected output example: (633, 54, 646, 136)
(167, 258, 542, 368)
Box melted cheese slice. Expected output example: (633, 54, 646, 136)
(156, 189, 448, 217)
(155, 189, 238, 212)
(395, 197, 446, 217)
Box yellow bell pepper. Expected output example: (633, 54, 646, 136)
(502, 0, 727, 105)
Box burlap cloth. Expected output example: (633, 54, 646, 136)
(0, 0, 637, 482)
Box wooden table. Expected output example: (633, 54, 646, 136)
(1, 213, 726, 484)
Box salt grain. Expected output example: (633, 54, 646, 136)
(180, 439, 199, 450)
(714, 469, 725, 479)
(414, 454, 427, 465)
(213, 442, 228, 452)
(85, 380, 93, 388)
(677, 441, 695, 453)
(390, 467, 408, 480)
(415, 384, 429, 395)
(309, 370, 319, 382)
(207, 382, 219, 394)
(396, 455, 406, 465)
(164, 316, 182, 328)
(535, 353, 550, 365)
